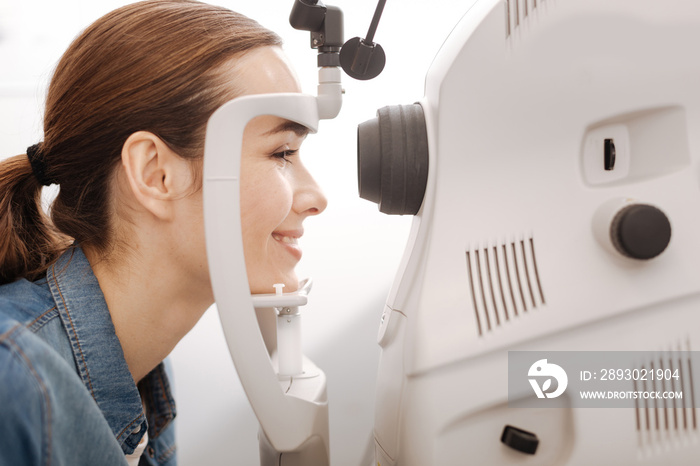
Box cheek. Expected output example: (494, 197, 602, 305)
(239, 168, 294, 281)
(240, 182, 295, 293)
(240, 173, 292, 235)
(175, 193, 209, 279)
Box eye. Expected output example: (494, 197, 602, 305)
(271, 149, 298, 164)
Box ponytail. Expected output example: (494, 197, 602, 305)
(0, 154, 69, 284)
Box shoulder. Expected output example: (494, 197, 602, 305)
(0, 323, 128, 465)
(0, 277, 57, 328)
(0, 327, 51, 464)
(0, 279, 76, 395)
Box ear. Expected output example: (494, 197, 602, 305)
(121, 131, 192, 220)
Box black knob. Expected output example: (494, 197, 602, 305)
(501, 425, 539, 455)
(339, 37, 386, 80)
(610, 204, 671, 260)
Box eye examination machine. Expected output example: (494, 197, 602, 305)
(203, 0, 700, 464)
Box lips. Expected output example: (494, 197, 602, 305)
(271, 230, 303, 261)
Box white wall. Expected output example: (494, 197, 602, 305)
(0, 1, 474, 464)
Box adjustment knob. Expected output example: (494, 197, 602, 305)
(610, 204, 671, 260)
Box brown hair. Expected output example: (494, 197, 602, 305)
(0, 0, 282, 285)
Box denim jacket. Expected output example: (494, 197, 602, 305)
(0, 245, 177, 465)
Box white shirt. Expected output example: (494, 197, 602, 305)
(125, 431, 149, 466)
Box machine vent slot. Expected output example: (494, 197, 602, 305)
(505, 0, 543, 39)
(634, 343, 698, 447)
(466, 235, 545, 336)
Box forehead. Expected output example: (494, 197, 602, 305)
(230, 46, 302, 95)
(228, 47, 312, 140)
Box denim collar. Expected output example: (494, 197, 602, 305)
(46, 245, 175, 453)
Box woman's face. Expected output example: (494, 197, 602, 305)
(232, 47, 327, 294)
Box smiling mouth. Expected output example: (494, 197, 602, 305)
(271, 232, 303, 260)
(271, 233, 299, 245)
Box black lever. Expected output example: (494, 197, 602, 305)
(339, 0, 387, 80)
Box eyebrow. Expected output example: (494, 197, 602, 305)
(262, 120, 311, 138)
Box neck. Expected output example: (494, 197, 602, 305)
(84, 241, 213, 383)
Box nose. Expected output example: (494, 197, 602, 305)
(293, 162, 328, 217)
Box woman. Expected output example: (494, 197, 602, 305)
(0, 1, 327, 464)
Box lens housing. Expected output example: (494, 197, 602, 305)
(357, 104, 429, 215)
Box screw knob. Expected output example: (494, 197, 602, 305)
(610, 204, 671, 260)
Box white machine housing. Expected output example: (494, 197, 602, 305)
(373, 0, 700, 464)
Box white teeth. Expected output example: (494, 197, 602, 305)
(273, 234, 298, 245)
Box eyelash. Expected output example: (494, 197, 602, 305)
(272, 149, 298, 163)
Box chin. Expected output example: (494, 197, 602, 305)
(278, 273, 300, 293)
